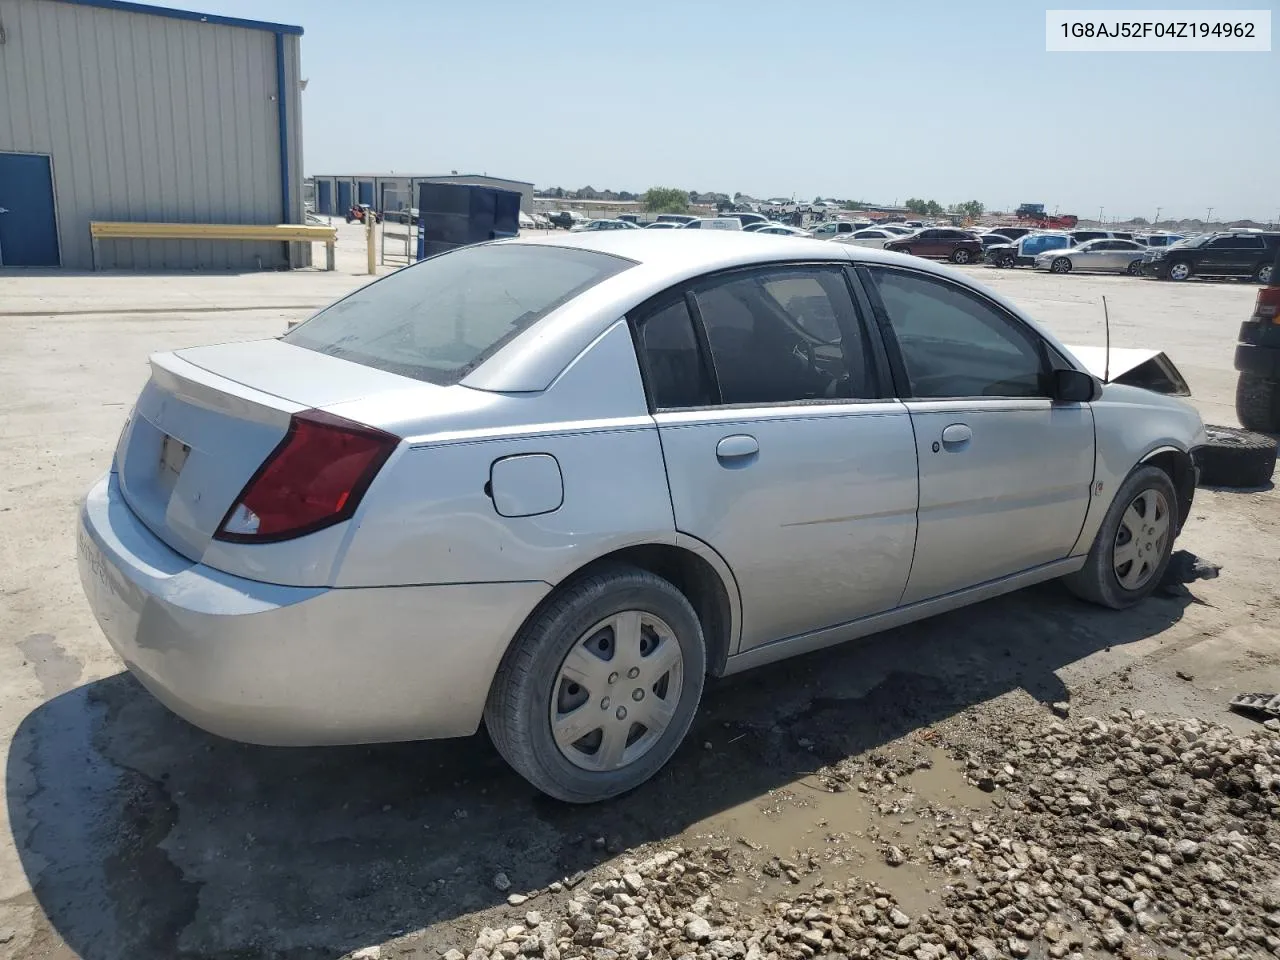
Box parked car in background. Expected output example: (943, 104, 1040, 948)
(1141, 231, 1280, 282)
(809, 221, 859, 240)
(656, 214, 697, 225)
(980, 234, 1013, 250)
(1071, 230, 1133, 245)
(1134, 233, 1186, 248)
(346, 203, 381, 224)
(985, 227, 1032, 242)
(835, 228, 898, 249)
(986, 232, 1074, 268)
(878, 225, 914, 235)
(682, 218, 743, 231)
(1034, 239, 1148, 275)
(548, 211, 587, 230)
(753, 224, 811, 237)
(77, 230, 1206, 803)
(884, 228, 983, 264)
(571, 219, 641, 233)
(644, 221, 682, 230)
(722, 212, 770, 228)
(1234, 246, 1280, 431)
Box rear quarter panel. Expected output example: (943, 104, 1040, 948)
(1070, 385, 1206, 556)
(333, 320, 678, 587)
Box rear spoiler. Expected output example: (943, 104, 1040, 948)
(1064, 345, 1191, 397)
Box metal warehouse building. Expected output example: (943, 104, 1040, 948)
(0, 0, 305, 269)
(311, 173, 534, 219)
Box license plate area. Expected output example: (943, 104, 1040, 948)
(158, 434, 190, 494)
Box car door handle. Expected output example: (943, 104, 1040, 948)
(940, 423, 972, 447)
(716, 434, 759, 462)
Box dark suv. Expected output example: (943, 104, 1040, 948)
(1141, 231, 1280, 282)
(1234, 246, 1280, 431)
(884, 228, 983, 264)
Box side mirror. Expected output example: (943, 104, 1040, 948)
(1053, 368, 1102, 403)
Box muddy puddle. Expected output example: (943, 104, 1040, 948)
(685, 748, 993, 916)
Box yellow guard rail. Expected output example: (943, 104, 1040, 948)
(89, 221, 338, 271)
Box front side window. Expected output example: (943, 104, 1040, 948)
(284, 244, 631, 385)
(691, 266, 876, 405)
(867, 267, 1048, 400)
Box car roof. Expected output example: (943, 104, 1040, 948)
(462, 232, 1077, 393)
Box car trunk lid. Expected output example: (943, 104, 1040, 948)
(114, 340, 420, 564)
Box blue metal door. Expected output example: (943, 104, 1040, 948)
(337, 180, 353, 212)
(316, 180, 332, 215)
(357, 180, 374, 206)
(0, 152, 60, 266)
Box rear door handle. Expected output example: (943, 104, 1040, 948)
(716, 434, 759, 462)
(940, 423, 972, 447)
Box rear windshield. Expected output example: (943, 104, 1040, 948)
(284, 243, 633, 385)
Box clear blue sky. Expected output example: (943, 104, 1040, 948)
(191, 0, 1277, 221)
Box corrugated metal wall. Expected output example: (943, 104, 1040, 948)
(0, 0, 305, 269)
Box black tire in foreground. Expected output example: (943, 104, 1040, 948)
(1236, 374, 1280, 433)
(1064, 465, 1178, 609)
(1194, 424, 1278, 488)
(485, 564, 706, 803)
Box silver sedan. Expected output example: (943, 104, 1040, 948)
(1035, 238, 1149, 275)
(78, 232, 1206, 802)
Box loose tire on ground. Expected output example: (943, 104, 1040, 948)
(1235, 374, 1280, 433)
(1063, 465, 1178, 609)
(484, 564, 706, 803)
(1193, 424, 1278, 488)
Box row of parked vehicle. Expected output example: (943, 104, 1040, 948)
(542, 211, 1279, 285)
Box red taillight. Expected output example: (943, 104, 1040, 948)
(1255, 286, 1280, 324)
(215, 410, 398, 543)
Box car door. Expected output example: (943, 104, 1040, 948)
(1107, 240, 1145, 271)
(859, 265, 1095, 603)
(1072, 240, 1110, 270)
(1199, 235, 1255, 275)
(634, 264, 920, 651)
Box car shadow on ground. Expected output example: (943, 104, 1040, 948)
(7, 581, 1192, 960)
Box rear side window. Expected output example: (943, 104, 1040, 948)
(284, 244, 631, 384)
(635, 298, 717, 409)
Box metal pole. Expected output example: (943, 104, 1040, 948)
(1205, 207, 1213, 225)
(366, 208, 376, 275)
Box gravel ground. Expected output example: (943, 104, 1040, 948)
(446, 709, 1280, 960)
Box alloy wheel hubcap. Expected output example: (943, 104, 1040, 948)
(1113, 488, 1170, 591)
(550, 611, 684, 772)
(1171, 264, 1189, 279)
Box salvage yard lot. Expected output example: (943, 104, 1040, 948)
(1, 261, 1277, 959)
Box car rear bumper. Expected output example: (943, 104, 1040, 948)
(78, 472, 550, 746)
(1140, 260, 1170, 278)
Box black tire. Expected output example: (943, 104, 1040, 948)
(1193, 424, 1278, 488)
(1254, 262, 1274, 284)
(1050, 257, 1072, 274)
(1127, 260, 1142, 276)
(1063, 465, 1178, 609)
(898, 246, 912, 257)
(484, 564, 706, 803)
(950, 248, 972, 264)
(1167, 260, 1193, 281)
(1235, 374, 1280, 433)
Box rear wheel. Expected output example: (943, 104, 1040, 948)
(1127, 260, 1142, 276)
(1236, 374, 1280, 433)
(1167, 260, 1193, 281)
(951, 248, 972, 264)
(1050, 257, 1072, 274)
(1254, 262, 1274, 284)
(485, 564, 706, 803)
(1063, 465, 1177, 609)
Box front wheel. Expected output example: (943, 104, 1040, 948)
(1063, 465, 1177, 609)
(1167, 260, 1192, 281)
(485, 564, 706, 803)
(951, 248, 972, 264)
(1050, 257, 1072, 274)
